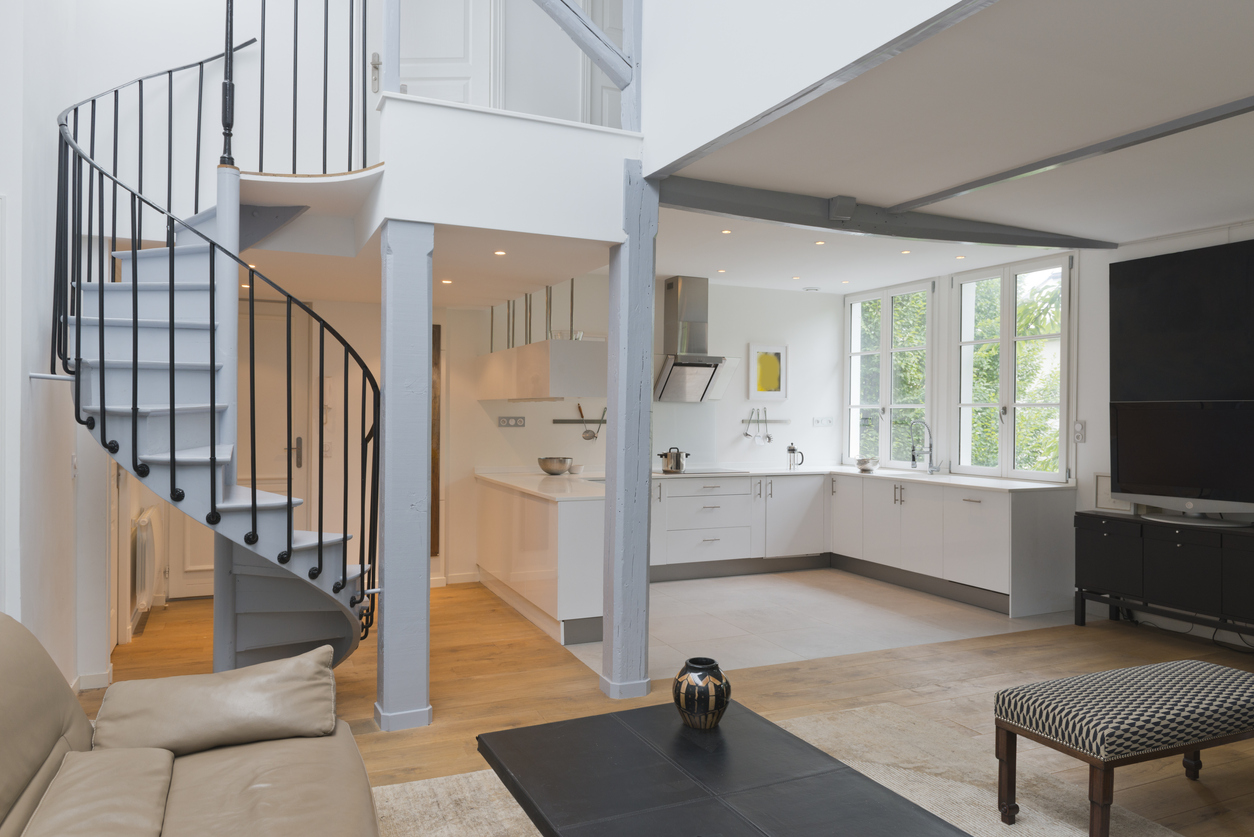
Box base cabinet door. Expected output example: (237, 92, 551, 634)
(1144, 538, 1222, 614)
(942, 488, 1010, 593)
(649, 480, 667, 565)
(765, 475, 827, 558)
(861, 479, 901, 568)
(830, 475, 863, 559)
(1224, 536, 1254, 621)
(750, 477, 767, 559)
(898, 482, 945, 578)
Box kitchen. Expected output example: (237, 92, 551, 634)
(467, 268, 1075, 675)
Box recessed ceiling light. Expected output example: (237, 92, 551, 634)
(248, 264, 256, 268)
(441, 279, 453, 284)
(792, 276, 800, 280)
(240, 284, 250, 288)
(721, 229, 732, 235)
(494, 250, 506, 256)
(815, 241, 825, 246)
(901, 250, 911, 254)
(803, 286, 820, 292)
(956, 255, 966, 260)
(842, 281, 850, 284)
(717, 269, 726, 273)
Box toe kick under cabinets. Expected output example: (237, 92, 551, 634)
(828, 473, 1077, 617)
(650, 474, 830, 566)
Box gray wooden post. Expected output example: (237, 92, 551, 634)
(601, 160, 658, 699)
(212, 533, 236, 671)
(374, 219, 434, 730)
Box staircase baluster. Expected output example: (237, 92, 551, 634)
(73, 151, 91, 430)
(259, 0, 267, 172)
(313, 323, 325, 580)
(166, 70, 173, 214)
(98, 170, 117, 454)
(194, 63, 204, 215)
(207, 244, 220, 525)
(111, 90, 119, 286)
(335, 345, 348, 593)
(137, 81, 143, 244)
(279, 296, 292, 564)
(167, 217, 184, 502)
(322, 0, 329, 174)
(51, 138, 66, 374)
(291, 0, 299, 175)
(354, 373, 367, 606)
(346, 0, 353, 174)
(130, 196, 148, 478)
(368, 391, 380, 627)
(246, 268, 258, 544)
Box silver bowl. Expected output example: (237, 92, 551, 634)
(538, 456, 573, 475)
(855, 457, 880, 473)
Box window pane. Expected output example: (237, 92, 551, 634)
(891, 290, 927, 348)
(851, 298, 881, 353)
(1015, 337, 1060, 404)
(890, 407, 926, 463)
(849, 352, 880, 405)
(959, 406, 1000, 468)
(892, 349, 926, 404)
(1016, 267, 1062, 336)
(1015, 406, 1060, 473)
(850, 408, 880, 459)
(961, 277, 1000, 342)
(960, 343, 999, 404)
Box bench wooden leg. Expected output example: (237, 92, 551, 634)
(1088, 764, 1114, 837)
(1183, 750, 1202, 781)
(997, 726, 1019, 824)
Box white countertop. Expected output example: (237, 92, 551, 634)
(478, 464, 1073, 502)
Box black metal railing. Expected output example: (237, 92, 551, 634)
(49, 9, 380, 637)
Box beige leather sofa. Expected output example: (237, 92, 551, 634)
(0, 613, 379, 837)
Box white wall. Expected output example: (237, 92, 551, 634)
(1072, 218, 1254, 511)
(651, 285, 844, 469)
(639, 0, 980, 175)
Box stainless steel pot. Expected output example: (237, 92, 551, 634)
(657, 447, 691, 473)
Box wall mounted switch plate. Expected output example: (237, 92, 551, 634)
(499, 416, 525, 428)
(1073, 420, 1086, 443)
(813, 417, 834, 427)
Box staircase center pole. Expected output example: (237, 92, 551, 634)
(221, 0, 235, 166)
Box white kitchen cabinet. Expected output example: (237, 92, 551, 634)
(666, 527, 753, 564)
(897, 481, 944, 578)
(862, 478, 901, 567)
(649, 479, 667, 565)
(749, 477, 767, 558)
(942, 487, 1011, 594)
(829, 475, 863, 560)
(859, 477, 942, 574)
(764, 475, 827, 558)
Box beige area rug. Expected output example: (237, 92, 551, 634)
(372, 704, 1177, 837)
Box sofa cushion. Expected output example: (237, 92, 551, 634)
(161, 719, 379, 837)
(19, 748, 173, 837)
(93, 645, 336, 756)
(0, 614, 93, 837)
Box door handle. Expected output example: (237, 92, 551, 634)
(285, 436, 303, 468)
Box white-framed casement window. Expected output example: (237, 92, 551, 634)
(846, 282, 931, 468)
(951, 256, 1069, 482)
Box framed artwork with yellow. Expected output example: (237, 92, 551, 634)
(749, 344, 787, 401)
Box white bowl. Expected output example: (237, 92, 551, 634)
(568, 464, 585, 475)
(855, 457, 880, 473)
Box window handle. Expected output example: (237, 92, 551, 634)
(999, 406, 1007, 424)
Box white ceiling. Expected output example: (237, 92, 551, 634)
(245, 0, 1254, 308)
(676, 0, 1254, 245)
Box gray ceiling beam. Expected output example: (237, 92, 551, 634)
(888, 93, 1254, 214)
(659, 177, 1117, 250)
(531, 0, 633, 91)
(650, 0, 1000, 178)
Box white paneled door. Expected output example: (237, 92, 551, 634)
(400, 0, 494, 105)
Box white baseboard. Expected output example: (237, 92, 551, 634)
(430, 576, 447, 588)
(374, 701, 433, 731)
(446, 571, 480, 585)
(77, 665, 112, 691)
(599, 673, 651, 699)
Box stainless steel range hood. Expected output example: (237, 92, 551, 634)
(653, 276, 737, 402)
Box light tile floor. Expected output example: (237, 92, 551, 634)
(565, 568, 1072, 680)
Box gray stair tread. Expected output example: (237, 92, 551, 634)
(290, 529, 353, 549)
(78, 358, 222, 370)
(218, 484, 305, 510)
(82, 282, 214, 292)
(83, 402, 227, 415)
(111, 242, 212, 260)
(138, 445, 233, 465)
(66, 314, 213, 330)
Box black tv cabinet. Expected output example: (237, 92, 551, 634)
(1074, 510, 1254, 637)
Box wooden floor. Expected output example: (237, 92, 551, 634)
(79, 584, 1254, 836)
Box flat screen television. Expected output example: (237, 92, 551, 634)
(1110, 401, 1254, 519)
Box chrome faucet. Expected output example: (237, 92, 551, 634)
(909, 419, 939, 475)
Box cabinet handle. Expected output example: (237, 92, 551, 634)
(768, 479, 774, 498)
(1104, 533, 1108, 537)
(893, 485, 899, 504)
(657, 484, 662, 502)
(756, 480, 762, 498)
(702, 505, 721, 509)
(832, 477, 837, 495)
(702, 538, 721, 542)
(899, 485, 905, 504)
(962, 498, 983, 504)
(703, 485, 721, 489)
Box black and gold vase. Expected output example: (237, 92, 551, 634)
(672, 657, 731, 730)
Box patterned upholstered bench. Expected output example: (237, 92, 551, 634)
(994, 660, 1254, 837)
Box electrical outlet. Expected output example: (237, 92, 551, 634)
(812, 417, 834, 427)
(1073, 420, 1086, 443)
(498, 416, 525, 428)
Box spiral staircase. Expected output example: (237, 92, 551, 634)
(51, 4, 379, 669)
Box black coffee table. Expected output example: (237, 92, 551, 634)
(477, 700, 971, 836)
